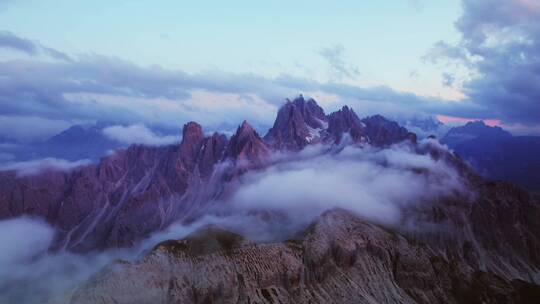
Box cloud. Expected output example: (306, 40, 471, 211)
(442, 73, 456, 87)
(426, 0, 540, 130)
(0, 214, 212, 303)
(230, 140, 465, 228)
(0, 115, 71, 142)
(0, 0, 16, 11)
(406, 0, 423, 11)
(0, 217, 53, 266)
(0, 30, 38, 54)
(0, 31, 71, 61)
(0, 158, 91, 176)
(1, 31, 519, 142)
(318, 44, 360, 81)
(102, 124, 179, 146)
(0, 152, 14, 162)
(0, 139, 471, 302)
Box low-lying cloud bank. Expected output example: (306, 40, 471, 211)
(0, 139, 468, 303)
(102, 124, 179, 146)
(228, 139, 465, 233)
(0, 217, 206, 303)
(0, 158, 92, 177)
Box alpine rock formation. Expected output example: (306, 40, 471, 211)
(1, 96, 539, 303)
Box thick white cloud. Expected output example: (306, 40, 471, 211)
(102, 124, 179, 146)
(0, 217, 53, 267)
(0, 216, 207, 303)
(230, 140, 465, 227)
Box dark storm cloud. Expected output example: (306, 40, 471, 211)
(428, 0, 540, 125)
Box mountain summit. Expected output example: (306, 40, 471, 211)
(264, 95, 328, 150)
(1, 97, 540, 303)
(265, 97, 416, 149)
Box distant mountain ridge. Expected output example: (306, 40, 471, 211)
(0, 124, 124, 163)
(442, 121, 540, 190)
(2, 96, 540, 303)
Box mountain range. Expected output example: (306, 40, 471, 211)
(1, 96, 539, 303)
(441, 121, 540, 191)
(0, 124, 124, 163)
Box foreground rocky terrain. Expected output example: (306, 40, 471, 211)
(2, 96, 540, 303)
(66, 199, 540, 304)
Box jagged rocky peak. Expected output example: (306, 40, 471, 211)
(326, 105, 366, 143)
(264, 95, 328, 150)
(197, 132, 228, 178)
(361, 114, 417, 146)
(441, 120, 512, 147)
(291, 94, 327, 128)
(180, 122, 204, 149)
(226, 120, 269, 165)
(179, 121, 205, 167)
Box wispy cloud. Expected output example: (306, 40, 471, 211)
(425, 0, 540, 130)
(0, 31, 71, 61)
(231, 139, 465, 227)
(1, 30, 527, 142)
(102, 124, 179, 146)
(0, 158, 91, 176)
(318, 44, 360, 81)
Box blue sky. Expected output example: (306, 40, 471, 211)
(0, 1, 463, 97)
(1, 0, 540, 142)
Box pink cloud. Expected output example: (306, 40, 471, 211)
(436, 114, 501, 127)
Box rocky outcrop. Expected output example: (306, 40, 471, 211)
(226, 121, 269, 168)
(264, 95, 327, 150)
(362, 115, 417, 146)
(2, 97, 540, 303)
(264, 99, 416, 149)
(65, 207, 540, 304)
(326, 105, 367, 144)
(0, 123, 231, 252)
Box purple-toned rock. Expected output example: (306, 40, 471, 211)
(197, 132, 228, 178)
(178, 122, 205, 171)
(226, 120, 269, 168)
(361, 115, 417, 146)
(325, 105, 367, 144)
(264, 95, 327, 150)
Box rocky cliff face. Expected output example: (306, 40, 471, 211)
(0, 98, 419, 252)
(264, 95, 328, 150)
(66, 204, 540, 304)
(2, 97, 540, 303)
(0, 122, 229, 252)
